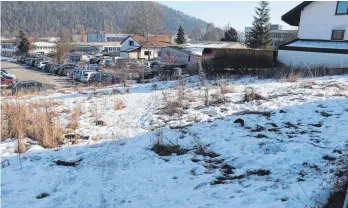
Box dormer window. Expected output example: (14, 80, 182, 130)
(336, 1, 348, 15)
(129, 40, 134, 46)
(331, 30, 345, 40)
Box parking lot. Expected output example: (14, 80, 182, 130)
(1, 59, 73, 88)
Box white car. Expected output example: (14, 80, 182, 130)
(79, 71, 99, 83)
(1, 70, 16, 80)
(36, 61, 51, 70)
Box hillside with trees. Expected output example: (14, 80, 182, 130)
(1, 1, 207, 37)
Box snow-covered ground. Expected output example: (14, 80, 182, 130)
(1, 75, 348, 208)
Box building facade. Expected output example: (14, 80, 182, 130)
(278, 1, 348, 68)
(29, 42, 56, 55)
(120, 35, 175, 60)
(1, 39, 17, 57)
(87, 31, 105, 43)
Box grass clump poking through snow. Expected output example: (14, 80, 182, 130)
(68, 106, 82, 130)
(151, 129, 189, 156)
(244, 87, 267, 102)
(114, 100, 126, 110)
(1, 101, 65, 148)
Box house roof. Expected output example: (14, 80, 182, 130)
(121, 35, 176, 47)
(281, 1, 313, 26)
(1, 39, 16, 43)
(279, 39, 348, 54)
(179, 41, 247, 49)
(120, 47, 140, 52)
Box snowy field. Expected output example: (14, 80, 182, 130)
(1, 75, 348, 208)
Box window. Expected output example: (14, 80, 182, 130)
(336, 1, 348, 14)
(331, 30, 345, 40)
(144, 51, 151, 56)
(129, 40, 134, 46)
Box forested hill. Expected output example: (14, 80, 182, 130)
(1, 1, 207, 37)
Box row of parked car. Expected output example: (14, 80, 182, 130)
(16, 56, 113, 84)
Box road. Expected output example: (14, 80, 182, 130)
(1, 59, 73, 88)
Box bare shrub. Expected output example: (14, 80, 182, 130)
(244, 87, 267, 102)
(286, 73, 300, 82)
(151, 129, 189, 156)
(220, 83, 234, 94)
(114, 100, 126, 110)
(1, 101, 64, 148)
(17, 138, 27, 153)
(68, 106, 82, 130)
(161, 90, 185, 116)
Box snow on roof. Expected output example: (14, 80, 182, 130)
(180, 41, 247, 49)
(121, 47, 140, 52)
(287, 40, 348, 50)
(31, 41, 56, 46)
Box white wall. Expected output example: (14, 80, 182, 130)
(121, 37, 140, 50)
(139, 48, 161, 60)
(278, 50, 348, 68)
(298, 2, 348, 40)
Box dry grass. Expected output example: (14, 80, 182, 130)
(220, 84, 234, 94)
(17, 138, 27, 153)
(1, 101, 65, 148)
(244, 87, 267, 102)
(68, 106, 82, 130)
(114, 100, 126, 110)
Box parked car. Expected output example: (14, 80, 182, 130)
(79, 71, 99, 83)
(88, 73, 113, 84)
(43, 63, 54, 72)
(1, 70, 16, 79)
(25, 58, 32, 65)
(50, 65, 63, 74)
(1, 75, 15, 87)
(30, 58, 42, 67)
(57, 66, 77, 76)
(36, 61, 51, 70)
(67, 69, 81, 79)
(12, 81, 56, 94)
(1, 70, 16, 80)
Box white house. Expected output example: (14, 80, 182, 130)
(278, 1, 348, 68)
(29, 42, 56, 55)
(1, 39, 17, 57)
(161, 41, 247, 74)
(120, 35, 176, 60)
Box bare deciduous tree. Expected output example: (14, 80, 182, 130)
(202, 23, 223, 41)
(59, 27, 72, 43)
(126, 2, 165, 60)
(54, 41, 75, 64)
(189, 27, 203, 41)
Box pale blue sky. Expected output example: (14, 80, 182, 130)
(160, 1, 300, 31)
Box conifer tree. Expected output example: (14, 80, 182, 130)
(176, 25, 186, 44)
(16, 30, 30, 55)
(246, 1, 272, 49)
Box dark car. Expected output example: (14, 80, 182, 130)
(88, 73, 113, 84)
(12, 81, 56, 94)
(57, 66, 77, 76)
(43, 63, 54, 72)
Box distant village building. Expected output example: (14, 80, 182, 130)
(1, 39, 17, 57)
(87, 31, 105, 43)
(278, 1, 348, 68)
(244, 24, 297, 49)
(120, 35, 176, 60)
(161, 41, 247, 74)
(29, 42, 56, 55)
